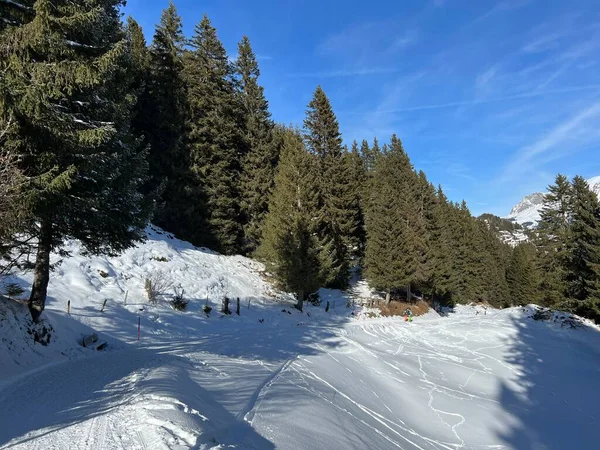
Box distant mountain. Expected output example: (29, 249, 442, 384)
(506, 176, 600, 228)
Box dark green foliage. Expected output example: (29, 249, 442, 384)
(0, 0, 155, 320)
(478, 213, 523, 232)
(0, 0, 35, 31)
(184, 14, 243, 254)
(235, 36, 279, 254)
(364, 135, 427, 299)
(536, 174, 572, 306)
(141, 2, 191, 237)
(259, 128, 321, 310)
(507, 243, 539, 306)
(343, 141, 366, 262)
(304, 86, 354, 288)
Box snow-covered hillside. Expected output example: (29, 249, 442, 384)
(507, 176, 600, 227)
(1, 228, 599, 449)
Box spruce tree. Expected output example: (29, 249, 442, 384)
(234, 36, 278, 254)
(536, 174, 572, 306)
(564, 176, 600, 318)
(304, 86, 354, 288)
(0, 0, 154, 321)
(364, 135, 426, 302)
(142, 2, 189, 235)
(184, 14, 243, 254)
(259, 128, 321, 310)
(344, 141, 366, 262)
(507, 243, 538, 306)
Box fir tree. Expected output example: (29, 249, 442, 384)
(303, 86, 354, 288)
(259, 128, 321, 311)
(184, 14, 244, 254)
(143, 2, 188, 235)
(364, 135, 426, 302)
(564, 176, 600, 319)
(344, 140, 366, 262)
(507, 243, 538, 306)
(0, 0, 154, 321)
(536, 174, 572, 306)
(234, 36, 278, 254)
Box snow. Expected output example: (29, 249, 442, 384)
(1, 227, 600, 449)
(507, 175, 600, 227)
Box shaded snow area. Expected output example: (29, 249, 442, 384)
(2, 228, 600, 449)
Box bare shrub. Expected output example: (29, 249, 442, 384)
(145, 270, 173, 303)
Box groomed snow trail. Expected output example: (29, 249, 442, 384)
(1, 306, 599, 449)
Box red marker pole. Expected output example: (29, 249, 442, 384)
(137, 317, 141, 341)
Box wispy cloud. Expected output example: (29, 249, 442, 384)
(287, 67, 400, 78)
(317, 21, 418, 65)
(471, 0, 532, 26)
(372, 84, 600, 114)
(498, 101, 600, 181)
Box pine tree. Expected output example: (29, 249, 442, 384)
(304, 86, 354, 288)
(344, 141, 366, 262)
(142, 2, 189, 235)
(234, 36, 278, 254)
(364, 135, 426, 302)
(0, 0, 155, 321)
(563, 176, 600, 319)
(259, 128, 321, 311)
(184, 14, 244, 254)
(536, 174, 572, 306)
(507, 243, 538, 306)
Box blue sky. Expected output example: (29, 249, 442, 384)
(123, 0, 600, 216)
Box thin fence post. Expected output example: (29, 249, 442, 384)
(247, 298, 251, 309)
(236, 297, 240, 315)
(124, 290, 128, 305)
(67, 300, 70, 315)
(137, 317, 141, 341)
(101, 298, 108, 313)
(333, 300, 336, 310)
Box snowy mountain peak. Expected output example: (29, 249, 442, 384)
(506, 176, 600, 227)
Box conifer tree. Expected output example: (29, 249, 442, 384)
(507, 243, 538, 306)
(0, 0, 154, 321)
(259, 129, 321, 310)
(234, 36, 278, 254)
(564, 176, 600, 318)
(142, 2, 189, 235)
(184, 14, 244, 254)
(536, 174, 572, 305)
(304, 86, 354, 288)
(364, 135, 426, 302)
(343, 141, 366, 262)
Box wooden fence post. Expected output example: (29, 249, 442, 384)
(67, 300, 70, 315)
(101, 298, 108, 313)
(138, 317, 141, 341)
(124, 290, 128, 305)
(247, 298, 251, 309)
(236, 297, 240, 315)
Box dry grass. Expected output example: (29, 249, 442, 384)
(378, 299, 431, 317)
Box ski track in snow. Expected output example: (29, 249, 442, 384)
(2, 228, 600, 449)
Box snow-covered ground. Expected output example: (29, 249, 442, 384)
(1, 228, 599, 449)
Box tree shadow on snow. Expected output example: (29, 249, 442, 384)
(495, 312, 600, 449)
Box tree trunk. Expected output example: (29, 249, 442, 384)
(385, 289, 391, 305)
(28, 219, 52, 322)
(295, 290, 303, 312)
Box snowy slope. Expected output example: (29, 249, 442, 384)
(1, 229, 600, 449)
(506, 175, 600, 227)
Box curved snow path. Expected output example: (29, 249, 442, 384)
(1, 308, 599, 449)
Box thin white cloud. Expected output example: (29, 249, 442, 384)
(288, 67, 400, 78)
(499, 101, 600, 181)
(374, 84, 600, 114)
